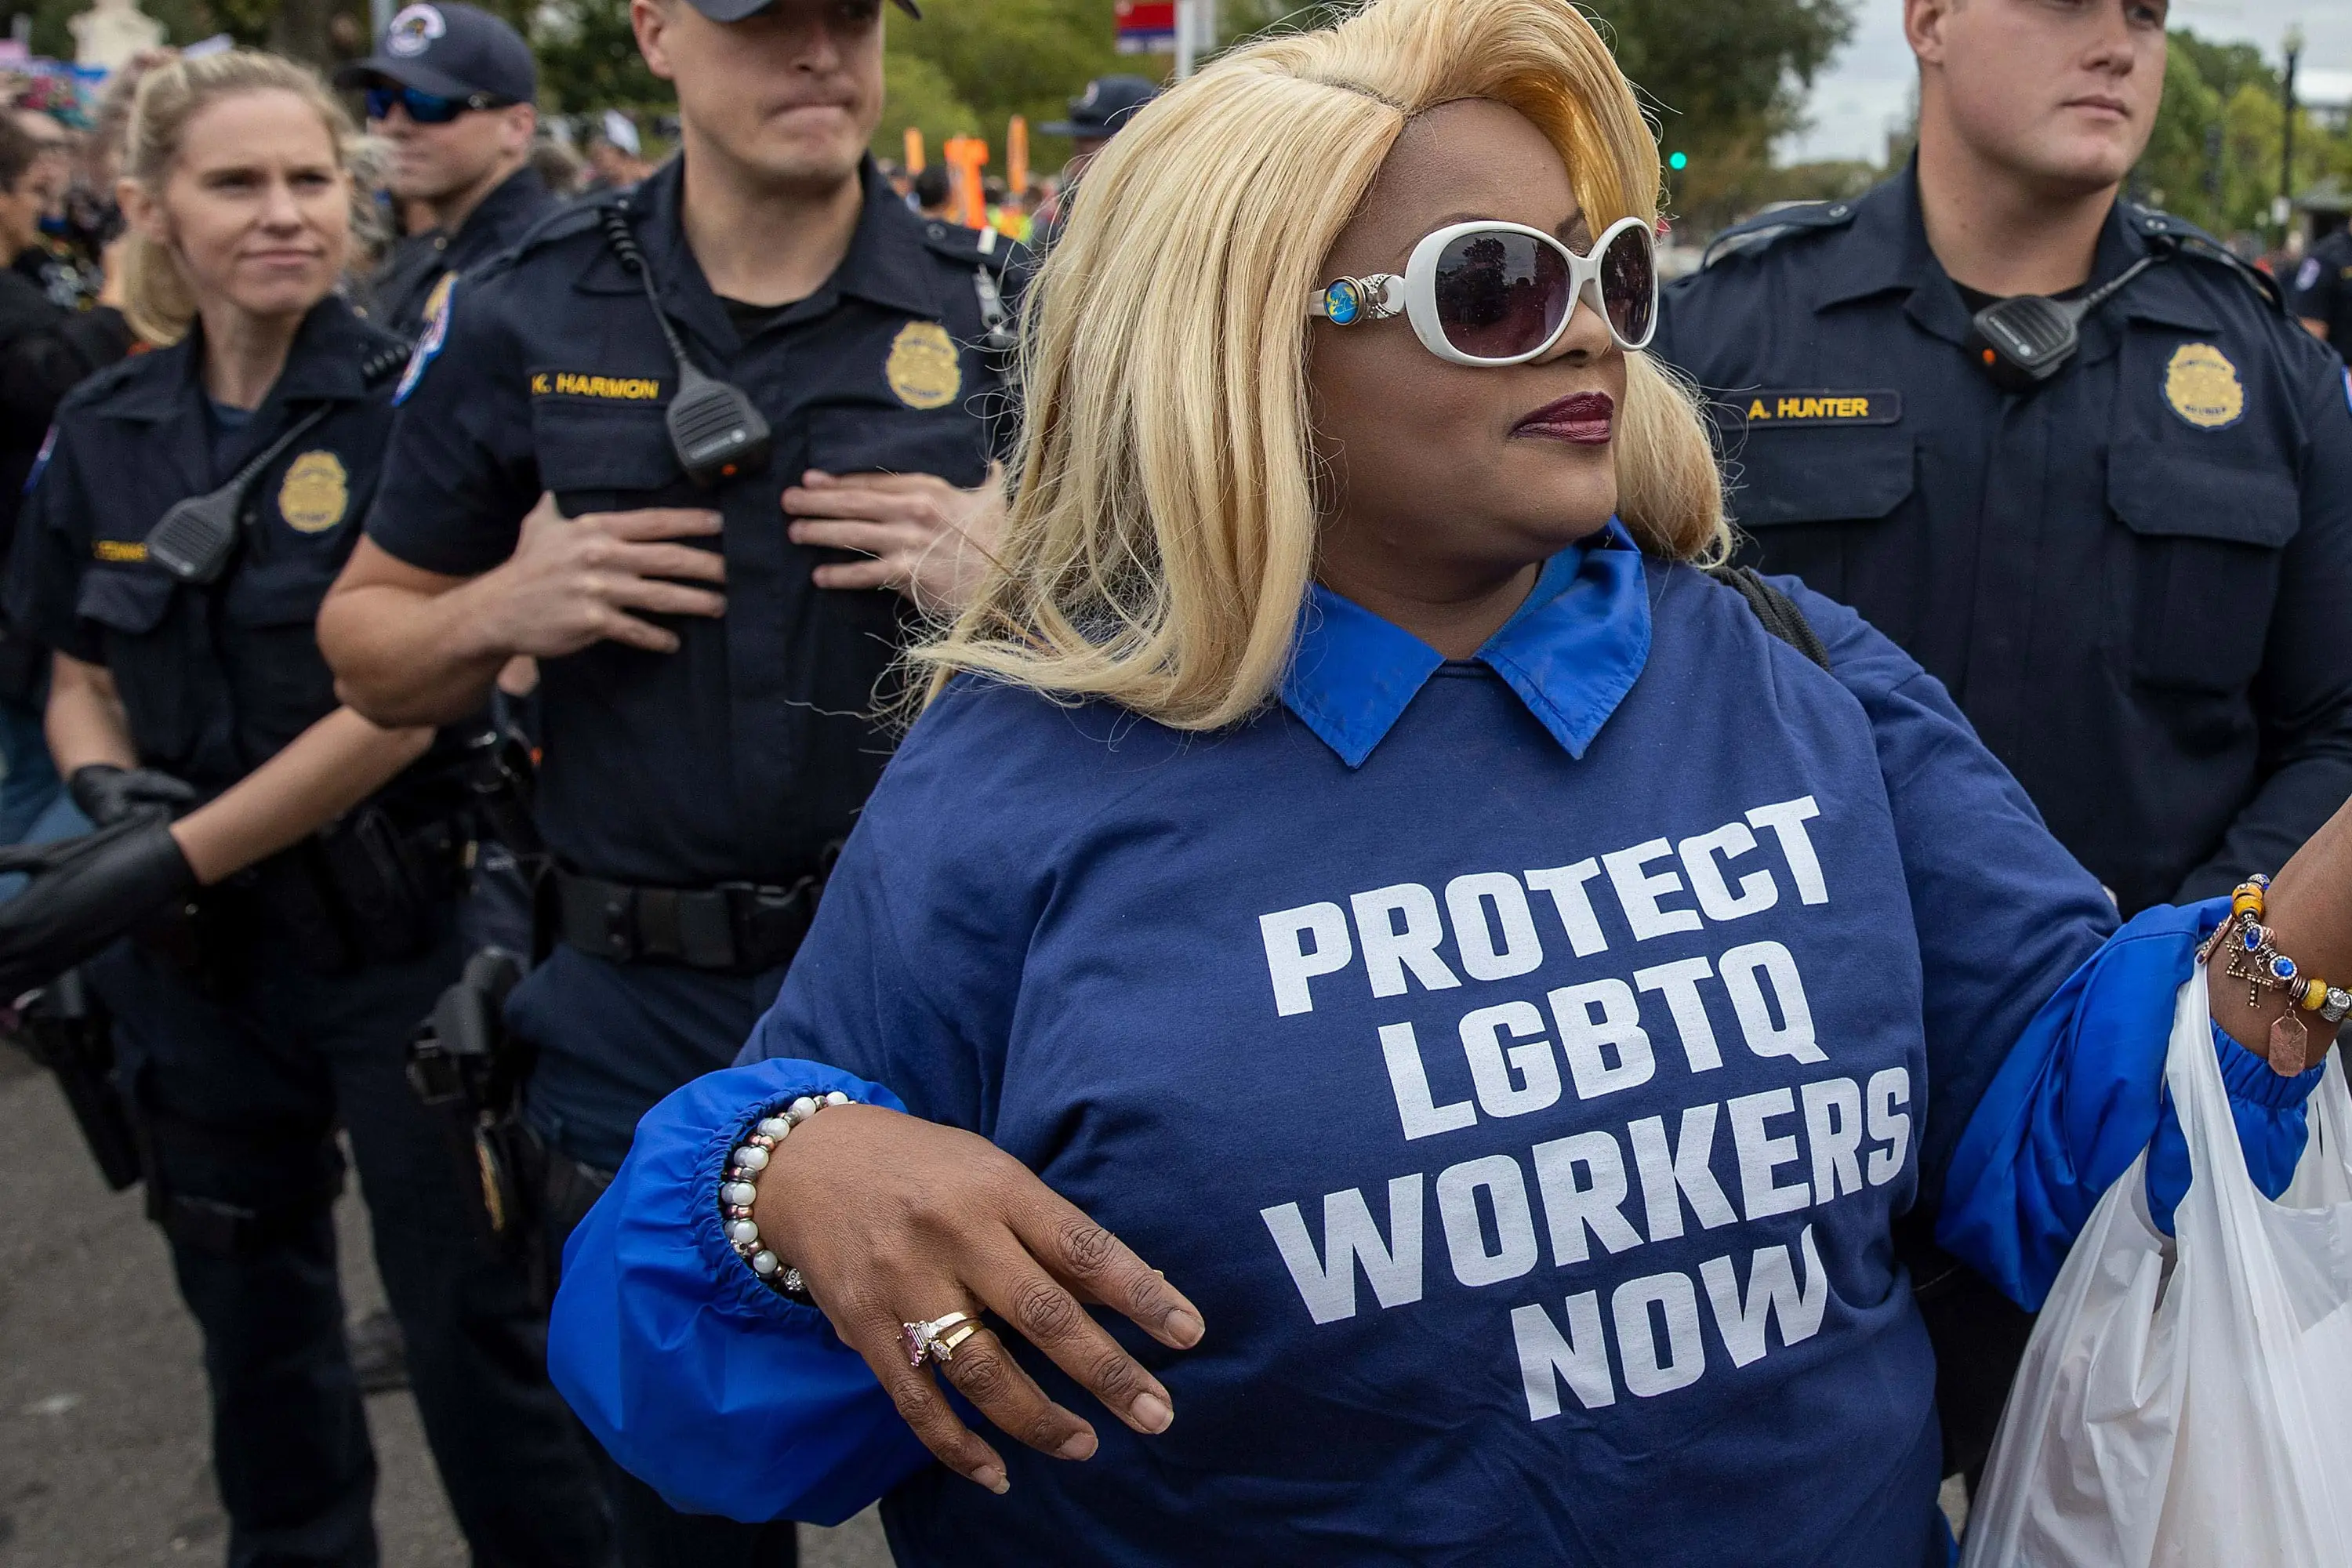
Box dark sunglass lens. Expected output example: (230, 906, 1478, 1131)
(364, 88, 397, 120)
(1599, 223, 1656, 346)
(1432, 230, 1569, 360)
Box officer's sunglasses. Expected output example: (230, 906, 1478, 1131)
(1308, 216, 1658, 365)
(364, 85, 515, 125)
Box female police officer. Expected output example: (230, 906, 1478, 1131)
(0, 50, 604, 1567)
(550, 1, 2352, 1561)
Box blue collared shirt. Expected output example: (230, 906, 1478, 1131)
(1283, 521, 1650, 767)
(550, 544, 2321, 1564)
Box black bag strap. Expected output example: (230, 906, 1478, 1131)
(1704, 564, 1831, 670)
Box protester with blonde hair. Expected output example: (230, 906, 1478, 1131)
(0, 48, 607, 1565)
(550, 0, 2352, 1559)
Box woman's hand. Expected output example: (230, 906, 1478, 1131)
(2210, 794, 2352, 1071)
(752, 1104, 1205, 1495)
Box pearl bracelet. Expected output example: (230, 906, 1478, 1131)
(720, 1091, 850, 1298)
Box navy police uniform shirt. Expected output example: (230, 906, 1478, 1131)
(368, 164, 556, 343)
(2289, 228, 2352, 368)
(366, 154, 1021, 892)
(1652, 164, 2352, 916)
(8, 296, 405, 792)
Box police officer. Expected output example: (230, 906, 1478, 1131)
(1653, 0, 2352, 922)
(317, 0, 1017, 1559)
(1651, 0, 2352, 1482)
(0, 111, 131, 843)
(0, 50, 608, 1566)
(339, 2, 556, 340)
(1032, 73, 1157, 249)
(2291, 221, 2352, 365)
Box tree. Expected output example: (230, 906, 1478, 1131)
(2133, 30, 2352, 242)
(877, 0, 1127, 176)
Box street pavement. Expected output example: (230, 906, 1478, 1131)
(0, 1038, 891, 1567)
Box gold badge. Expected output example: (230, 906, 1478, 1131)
(278, 450, 349, 534)
(885, 321, 961, 411)
(2163, 343, 2245, 431)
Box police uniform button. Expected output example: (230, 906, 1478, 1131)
(926, 223, 944, 238)
(1829, 205, 1848, 219)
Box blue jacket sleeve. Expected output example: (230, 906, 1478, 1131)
(1936, 897, 2327, 1312)
(545, 1058, 929, 1525)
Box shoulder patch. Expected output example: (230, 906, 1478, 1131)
(394, 274, 456, 405)
(1701, 200, 1860, 270)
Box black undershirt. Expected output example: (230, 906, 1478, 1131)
(719, 295, 799, 343)
(1955, 280, 2089, 314)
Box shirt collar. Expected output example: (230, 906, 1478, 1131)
(449, 164, 549, 258)
(1813, 162, 2216, 341)
(1282, 519, 1652, 768)
(623, 155, 934, 353)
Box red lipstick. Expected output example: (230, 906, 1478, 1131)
(1513, 391, 1614, 445)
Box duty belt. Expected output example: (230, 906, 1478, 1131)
(553, 867, 819, 973)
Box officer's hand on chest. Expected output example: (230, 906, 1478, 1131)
(477, 492, 728, 659)
(782, 462, 1008, 616)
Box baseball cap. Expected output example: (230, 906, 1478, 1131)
(1040, 75, 1160, 141)
(684, 0, 920, 21)
(335, 3, 536, 106)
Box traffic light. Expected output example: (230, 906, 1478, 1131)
(1668, 151, 1689, 172)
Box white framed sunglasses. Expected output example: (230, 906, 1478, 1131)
(1306, 215, 1659, 365)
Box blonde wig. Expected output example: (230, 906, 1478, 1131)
(916, 0, 1729, 731)
(119, 50, 360, 347)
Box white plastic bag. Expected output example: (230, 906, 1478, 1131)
(1961, 968, 2352, 1568)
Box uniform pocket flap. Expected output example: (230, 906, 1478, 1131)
(74, 567, 172, 634)
(530, 406, 684, 494)
(2107, 441, 2298, 547)
(808, 406, 991, 491)
(1726, 433, 1915, 528)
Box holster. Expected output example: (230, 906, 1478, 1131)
(210, 804, 463, 980)
(8, 970, 140, 1190)
(407, 948, 553, 1302)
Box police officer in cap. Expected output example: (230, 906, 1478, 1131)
(339, 2, 557, 340)
(1652, 0, 2352, 1480)
(318, 0, 1016, 1558)
(2291, 221, 2352, 366)
(1033, 73, 1157, 249)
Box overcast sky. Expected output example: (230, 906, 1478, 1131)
(1782, 0, 2352, 165)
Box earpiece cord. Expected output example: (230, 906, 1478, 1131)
(601, 205, 706, 384)
(2070, 250, 2166, 319)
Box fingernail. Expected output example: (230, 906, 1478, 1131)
(1165, 1308, 1204, 1348)
(972, 1464, 1008, 1494)
(1129, 1392, 1173, 1433)
(1056, 1429, 1098, 1461)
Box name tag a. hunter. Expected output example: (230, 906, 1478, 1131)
(1737, 390, 1902, 427)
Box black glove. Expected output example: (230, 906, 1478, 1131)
(68, 764, 198, 829)
(0, 817, 196, 998)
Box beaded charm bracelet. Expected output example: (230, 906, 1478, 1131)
(719, 1091, 851, 1299)
(2199, 874, 2347, 1075)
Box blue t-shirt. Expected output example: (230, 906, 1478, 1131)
(550, 527, 2321, 1564)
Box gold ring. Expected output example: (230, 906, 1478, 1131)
(934, 1322, 982, 1363)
